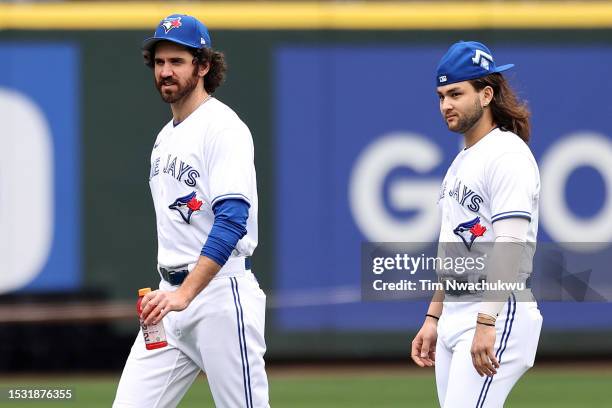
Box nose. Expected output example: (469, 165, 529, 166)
(159, 63, 173, 78)
(440, 97, 453, 114)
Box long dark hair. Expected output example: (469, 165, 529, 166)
(470, 73, 531, 143)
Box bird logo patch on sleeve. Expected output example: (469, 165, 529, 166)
(453, 217, 487, 250)
(169, 191, 203, 224)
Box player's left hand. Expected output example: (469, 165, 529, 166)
(140, 290, 190, 325)
(470, 324, 500, 377)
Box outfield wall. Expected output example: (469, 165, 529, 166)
(1, 2, 612, 359)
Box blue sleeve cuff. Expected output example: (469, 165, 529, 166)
(201, 199, 249, 266)
(491, 210, 532, 223)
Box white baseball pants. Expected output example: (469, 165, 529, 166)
(113, 270, 269, 408)
(435, 294, 542, 408)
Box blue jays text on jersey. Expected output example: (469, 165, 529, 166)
(149, 153, 200, 187)
(441, 177, 484, 213)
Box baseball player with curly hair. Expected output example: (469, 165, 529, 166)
(113, 14, 269, 408)
(411, 41, 543, 407)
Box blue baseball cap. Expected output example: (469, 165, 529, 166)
(435, 41, 513, 87)
(142, 14, 212, 53)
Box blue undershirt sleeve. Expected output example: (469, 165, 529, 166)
(201, 198, 249, 267)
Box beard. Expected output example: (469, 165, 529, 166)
(155, 66, 199, 104)
(447, 98, 484, 134)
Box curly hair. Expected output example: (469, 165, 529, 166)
(188, 47, 227, 94)
(469, 73, 531, 143)
(143, 45, 227, 94)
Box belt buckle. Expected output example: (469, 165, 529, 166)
(167, 270, 179, 284)
(159, 266, 188, 286)
(171, 270, 188, 285)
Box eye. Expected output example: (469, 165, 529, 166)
(451, 92, 461, 98)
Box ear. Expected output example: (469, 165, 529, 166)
(481, 85, 494, 107)
(198, 62, 210, 78)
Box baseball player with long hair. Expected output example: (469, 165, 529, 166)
(113, 14, 269, 407)
(411, 41, 543, 407)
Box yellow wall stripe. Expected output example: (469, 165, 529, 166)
(2, 2, 612, 30)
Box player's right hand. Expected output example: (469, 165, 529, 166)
(411, 317, 438, 368)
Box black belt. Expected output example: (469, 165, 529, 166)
(444, 276, 532, 297)
(159, 256, 252, 286)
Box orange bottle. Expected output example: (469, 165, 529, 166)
(137, 288, 168, 350)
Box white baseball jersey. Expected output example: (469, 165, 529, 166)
(116, 97, 269, 408)
(437, 127, 540, 278)
(434, 127, 543, 408)
(148, 98, 258, 268)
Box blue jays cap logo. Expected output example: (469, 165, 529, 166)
(169, 191, 203, 224)
(453, 216, 487, 250)
(161, 17, 182, 34)
(142, 14, 212, 55)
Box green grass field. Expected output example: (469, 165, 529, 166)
(0, 367, 610, 407)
